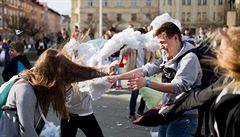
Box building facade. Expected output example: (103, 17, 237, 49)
(159, 0, 228, 34)
(71, 0, 236, 38)
(0, 0, 62, 40)
(71, 0, 159, 37)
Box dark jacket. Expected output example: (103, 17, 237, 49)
(162, 76, 240, 137)
(35, 39, 48, 55)
(2, 55, 31, 82)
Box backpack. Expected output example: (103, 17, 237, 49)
(17, 61, 27, 74)
(0, 75, 20, 118)
(176, 39, 218, 90)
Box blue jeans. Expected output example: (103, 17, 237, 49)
(158, 115, 198, 137)
(110, 57, 122, 87)
(129, 90, 145, 116)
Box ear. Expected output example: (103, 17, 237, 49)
(174, 34, 179, 41)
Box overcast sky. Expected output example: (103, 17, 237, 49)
(38, 0, 71, 15)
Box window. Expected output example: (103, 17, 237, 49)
(168, 0, 172, 5)
(131, 0, 137, 7)
(146, 0, 152, 6)
(4, 8, 7, 14)
(102, 0, 108, 7)
(86, 0, 93, 7)
(182, 12, 185, 22)
(187, 0, 191, 5)
(146, 13, 151, 19)
(131, 13, 137, 21)
(213, 12, 216, 21)
(218, 0, 223, 5)
(187, 12, 191, 21)
(103, 13, 108, 19)
(202, 12, 207, 20)
(116, 0, 123, 7)
(198, 0, 201, 5)
(197, 12, 201, 21)
(182, 0, 186, 5)
(202, 0, 207, 5)
(117, 13, 122, 21)
(218, 12, 223, 21)
(87, 13, 93, 21)
(0, 18, 2, 27)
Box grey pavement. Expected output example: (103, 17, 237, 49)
(0, 66, 156, 137)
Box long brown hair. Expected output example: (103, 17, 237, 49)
(25, 49, 106, 118)
(214, 27, 240, 87)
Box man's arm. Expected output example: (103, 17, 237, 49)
(128, 76, 174, 93)
(108, 68, 144, 84)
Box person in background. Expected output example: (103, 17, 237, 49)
(61, 28, 70, 42)
(103, 32, 111, 40)
(2, 41, 31, 82)
(183, 28, 195, 45)
(35, 34, 48, 56)
(79, 28, 91, 43)
(1, 39, 11, 68)
(56, 31, 64, 44)
(195, 27, 208, 46)
(120, 27, 155, 120)
(222, 25, 229, 32)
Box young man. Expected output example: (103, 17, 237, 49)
(2, 41, 31, 82)
(108, 22, 202, 137)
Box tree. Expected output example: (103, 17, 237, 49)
(6, 16, 48, 37)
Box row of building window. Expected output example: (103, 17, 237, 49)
(85, 0, 224, 7)
(87, 12, 224, 22)
(86, 0, 153, 7)
(162, 0, 223, 6)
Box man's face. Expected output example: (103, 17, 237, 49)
(157, 32, 179, 59)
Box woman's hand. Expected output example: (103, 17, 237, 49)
(107, 75, 119, 84)
(106, 60, 119, 75)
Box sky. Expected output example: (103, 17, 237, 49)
(38, 0, 71, 15)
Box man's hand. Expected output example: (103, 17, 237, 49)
(128, 74, 146, 90)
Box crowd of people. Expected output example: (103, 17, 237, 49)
(0, 13, 239, 137)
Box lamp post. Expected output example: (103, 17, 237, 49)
(17, 0, 20, 30)
(1, 0, 4, 29)
(99, 0, 102, 38)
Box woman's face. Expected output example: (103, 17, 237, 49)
(219, 39, 235, 63)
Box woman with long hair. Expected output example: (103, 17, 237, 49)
(0, 48, 107, 137)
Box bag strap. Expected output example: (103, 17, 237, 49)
(175, 49, 194, 63)
(38, 104, 49, 124)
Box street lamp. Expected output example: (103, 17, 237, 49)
(99, 0, 102, 38)
(1, 0, 4, 29)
